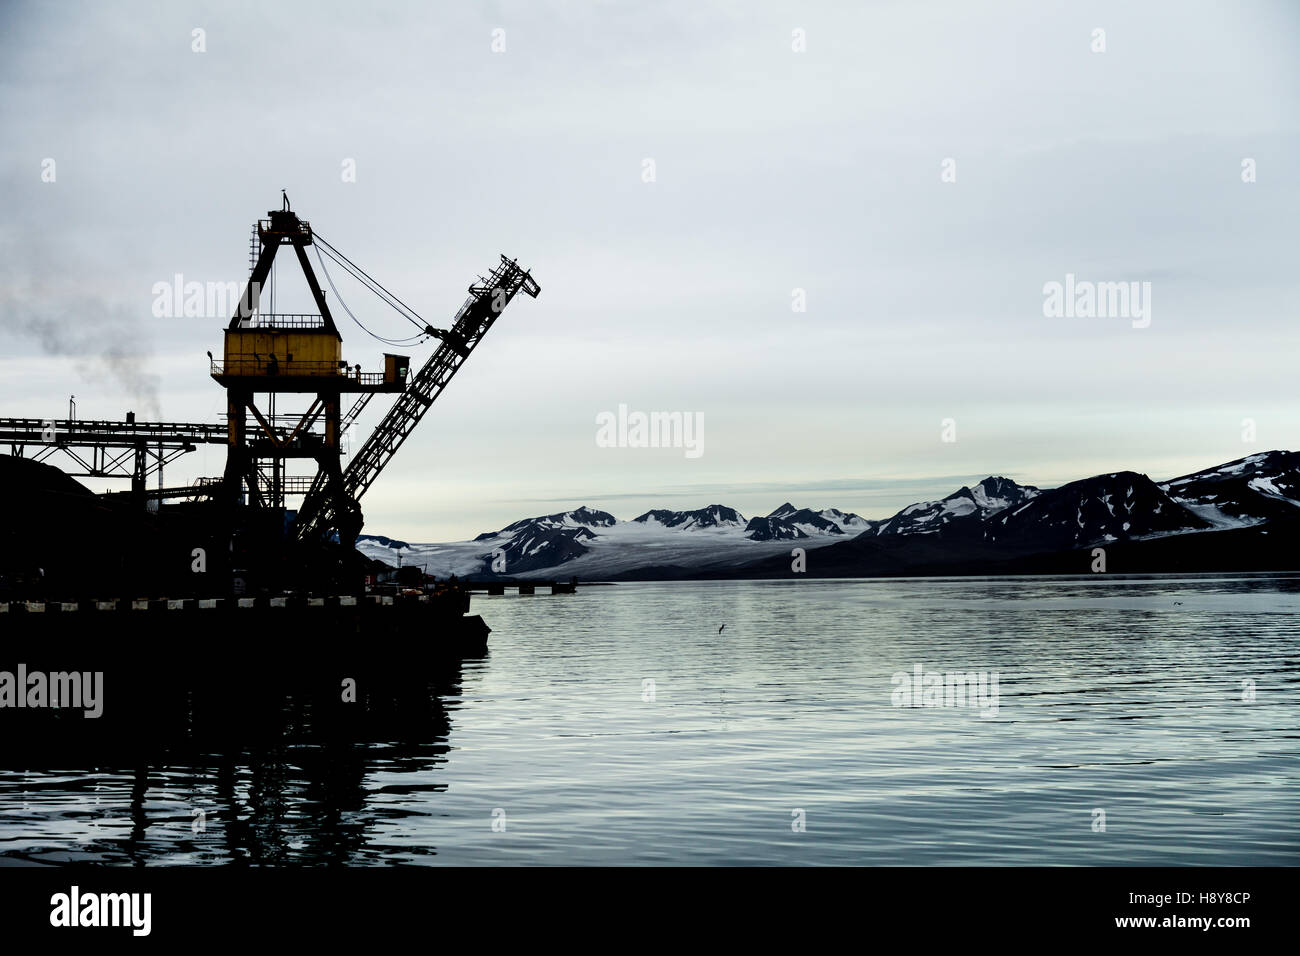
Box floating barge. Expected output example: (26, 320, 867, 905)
(0, 590, 489, 664)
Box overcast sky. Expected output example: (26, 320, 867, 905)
(2, 0, 1298, 541)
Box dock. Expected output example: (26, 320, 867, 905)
(461, 580, 577, 595)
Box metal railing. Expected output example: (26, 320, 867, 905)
(0, 417, 227, 444)
(211, 357, 386, 384)
(139, 474, 320, 501)
(231, 313, 327, 329)
(258, 217, 311, 239)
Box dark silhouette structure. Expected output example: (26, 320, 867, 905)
(0, 196, 539, 596)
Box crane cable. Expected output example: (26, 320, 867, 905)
(314, 244, 423, 346)
(313, 233, 430, 336)
(313, 243, 430, 348)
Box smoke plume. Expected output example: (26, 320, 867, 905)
(0, 269, 162, 420)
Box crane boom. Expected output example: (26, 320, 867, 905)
(292, 254, 540, 542)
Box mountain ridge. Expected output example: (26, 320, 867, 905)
(356, 451, 1300, 579)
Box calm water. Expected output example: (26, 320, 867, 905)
(1, 576, 1297, 866)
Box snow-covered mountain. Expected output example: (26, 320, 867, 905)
(472, 506, 616, 541)
(481, 526, 598, 574)
(744, 503, 875, 540)
(1159, 451, 1300, 528)
(984, 471, 1210, 551)
(358, 500, 865, 578)
(355, 452, 1300, 579)
(633, 505, 746, 530)
(819, 507, 876, 533)
(443, 507, 619, 573)
(875, 477, 1038, 537)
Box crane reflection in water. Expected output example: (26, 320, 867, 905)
(0, 650, 482, 866)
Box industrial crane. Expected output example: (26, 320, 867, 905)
(3, 197, 538, 597)
(208, 196, 539, 561)
(291, 253, 540, 545)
